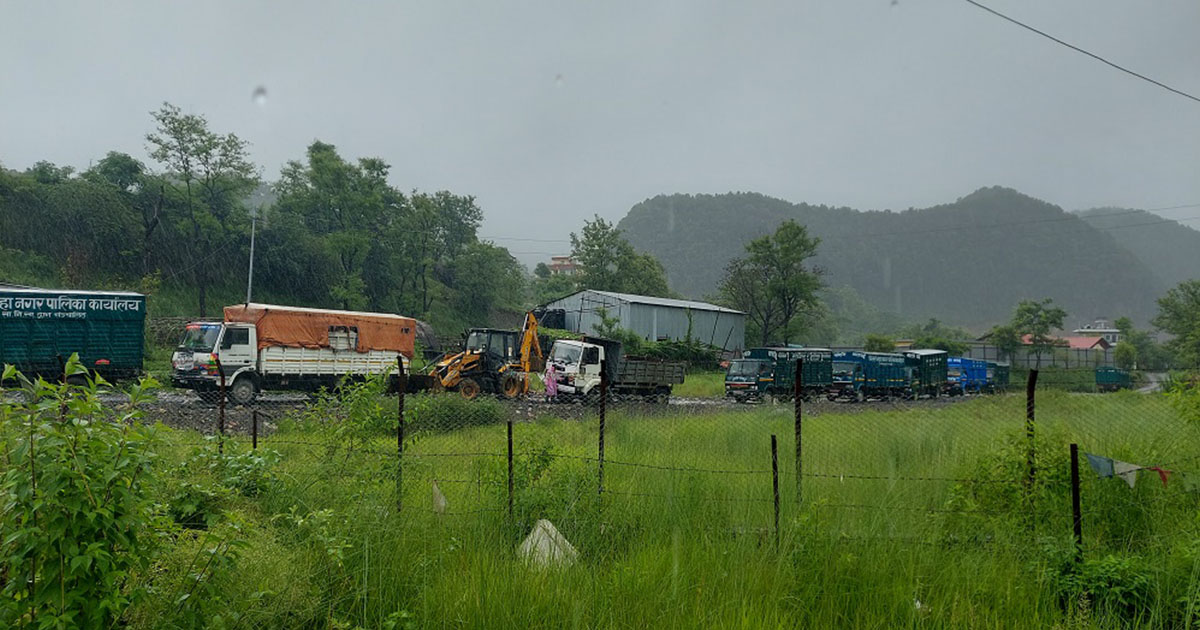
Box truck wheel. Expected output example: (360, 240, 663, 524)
(458, 378, 481, 400)
(500, 373, 523, 399)
(855, 390, 865, 403)
(228, 377, 258, 406)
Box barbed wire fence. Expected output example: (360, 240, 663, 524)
(146, 359, 1200, 565)
(5, 355, 1198, 625)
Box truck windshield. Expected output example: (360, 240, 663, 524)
(465, 331, 487, 352)
(832, 362, 857, 379)
(179, 324, 221, 351)
(551, 343, 582, 365)
(728, 360, 766, 376)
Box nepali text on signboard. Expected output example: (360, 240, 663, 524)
(0, 295, 143, 321)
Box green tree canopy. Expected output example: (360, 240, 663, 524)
(1008, 298, 1067, 368)
(146, 102, 259, 316)
(718, 220, 822, 345)
(1153, 280, 1200, 367)
(569, 215, 669, 297)
(863, 334, 896, 353)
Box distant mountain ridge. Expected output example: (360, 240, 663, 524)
(618, 187, 1174, 328)
(1075, 207, 1200, 291)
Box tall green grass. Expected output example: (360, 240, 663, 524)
(128, 392, 1200, 628)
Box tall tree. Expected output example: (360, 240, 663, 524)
(719, 220, 822, 345)
(1010, 298, 1067, 368)
(569, 215, 670, 297)
(274, 141, 398, 310)
(146, 102, 258, 315)
(84, 152, 166, 276)
(1153, 280, 1200, 367)
(987, 323, 1022, 363)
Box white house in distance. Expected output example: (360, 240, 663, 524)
(538, 289, 746, 354)
(1072, 318, 1121, 345)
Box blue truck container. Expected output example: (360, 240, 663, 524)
(946, 357, 987, 395)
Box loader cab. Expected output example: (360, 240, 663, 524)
(464, 328, 521, 366)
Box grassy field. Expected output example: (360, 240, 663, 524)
(92, 387, 1200, 629)
(672, 370, 726, 398)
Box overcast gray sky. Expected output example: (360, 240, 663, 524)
(3, 1, 1199, 264)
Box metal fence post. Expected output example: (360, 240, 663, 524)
(598, 359, 607, 496)
(397, 355, 406, 513)
(216, 356, 226, 455)
(507, 416, 514, 519)
(1070, 443, 1083, 564)
(1026, 369, 1039, 490)
(771, 434, 780, 549)
(252, 409, 258, 450)
(794, 358, 803, 508)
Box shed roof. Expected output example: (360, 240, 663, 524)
(1018, 334, 1111, 350)
(571, 290, 743, 315)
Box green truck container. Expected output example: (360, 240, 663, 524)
(986, 361, 1010, 393)
(0, 287, 146, 380)
(902, 349, 948, 398)
(727, 347, 832, 401)
(1095, 366, 1132, 392)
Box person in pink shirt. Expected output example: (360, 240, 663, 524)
(543, 363, 558, 402)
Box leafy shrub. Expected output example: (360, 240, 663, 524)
(185, 437, 281, 497)
(1044, 549, 1155, 622)
(298, 372, 396, 439)
(0, 357, 162, 628)
(168, 479, 231, 529)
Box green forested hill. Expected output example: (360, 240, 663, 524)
(618, 187, 1167, 327)
(1076, 207, 1200, 290)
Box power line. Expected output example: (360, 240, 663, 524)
(962, 0, 1200, 104)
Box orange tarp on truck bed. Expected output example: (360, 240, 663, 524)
(224, 303, 416, 357)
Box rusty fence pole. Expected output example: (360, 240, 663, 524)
(771, 434, 780, 549)
(397, 355, 407, 513)
(251, 410, 258, 450)
(794, 358, 803, 508)
(1026, 369, 1039, 491)
(598, 359, 608, 496)
(216, 356, 226, 455)
(507, 416, 515, 519)
(1069, 443, 1083, 565)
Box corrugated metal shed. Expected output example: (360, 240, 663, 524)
(540, 290, 746, 353)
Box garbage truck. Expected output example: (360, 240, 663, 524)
(171, 303, 417, 404)
(546, 337, 685, 404)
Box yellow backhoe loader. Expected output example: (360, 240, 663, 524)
(426, 312, 543, 400)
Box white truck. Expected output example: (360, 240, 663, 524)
(171, 303, 416, 404)
(548, 337, 686, 404)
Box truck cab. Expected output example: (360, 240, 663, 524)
(547, 339, 604, 400)
(724, 357, 770, 401)
(171, 322, 259, 404)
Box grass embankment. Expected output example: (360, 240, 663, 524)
(673, 370, 726, 398)
(117, 389, 1200, 628)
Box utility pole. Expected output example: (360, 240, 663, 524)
(245, 207, 257, 304)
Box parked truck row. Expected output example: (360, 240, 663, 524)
(0, 286, 1135, 403)
(725, 346, 1014, 403)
